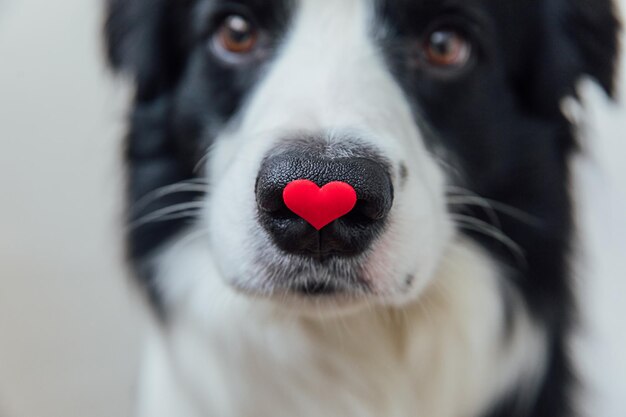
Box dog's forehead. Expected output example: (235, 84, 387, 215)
(192, 0, 496, 22)
(187, 0, 532, 52)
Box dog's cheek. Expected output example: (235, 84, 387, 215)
(202, 131, 276, 284)
(363, 155, 453, 303)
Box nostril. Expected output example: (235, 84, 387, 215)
(354, 199, 389, 222)
(268, 204, 299, 221)
(341, 200, 379, 226)
(255, 185, 284, 213)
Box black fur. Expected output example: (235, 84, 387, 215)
(105, 0, 620, 415)
(375, 2, 619, 416)
(105, 0, 293, 305)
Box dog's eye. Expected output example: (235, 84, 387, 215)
(213, 14, 259, 56)
(423, 29, 471, 68)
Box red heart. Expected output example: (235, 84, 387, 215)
(283, 180, 358, 230)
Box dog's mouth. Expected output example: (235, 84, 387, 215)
(230, 250, 373, 305)
(232, 279, 373, 314)
(292, 280, 342, 297)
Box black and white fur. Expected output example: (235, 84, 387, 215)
(105, 1, 620, 416)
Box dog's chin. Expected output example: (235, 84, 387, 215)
(228, 253, 386, 316)
(232, 282, 376, 317)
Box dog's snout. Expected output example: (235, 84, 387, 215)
(256, 150, 393, 258)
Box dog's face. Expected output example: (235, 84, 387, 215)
(206, 0, 456, 308)
(106, 0, 618, 313)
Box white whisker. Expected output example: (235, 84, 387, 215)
(451, 214, 527, 267)
(134, 180, 210, 212)
(446, 185, 541, 227)
(130, 202, 205, 229)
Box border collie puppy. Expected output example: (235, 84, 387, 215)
(105, 1, 620, 416)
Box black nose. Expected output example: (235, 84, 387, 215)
(256, 150, 393, 258)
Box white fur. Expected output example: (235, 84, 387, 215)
(138, 0, 548, 415)
(140, 235, 546, 417)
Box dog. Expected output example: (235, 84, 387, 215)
(105, 1, 620, 416)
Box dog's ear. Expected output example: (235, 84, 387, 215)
(104, 0, 188, 101)
(526, 0, 621, 114)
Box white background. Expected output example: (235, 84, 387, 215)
(0, 1, 624, 416)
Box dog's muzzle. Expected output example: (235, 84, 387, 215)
(255, 144, 394, 259)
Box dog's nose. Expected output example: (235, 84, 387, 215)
(256, 152, 393, 258)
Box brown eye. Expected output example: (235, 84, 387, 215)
(214, 14, 258, 55)
(424, 29, 471, 68)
